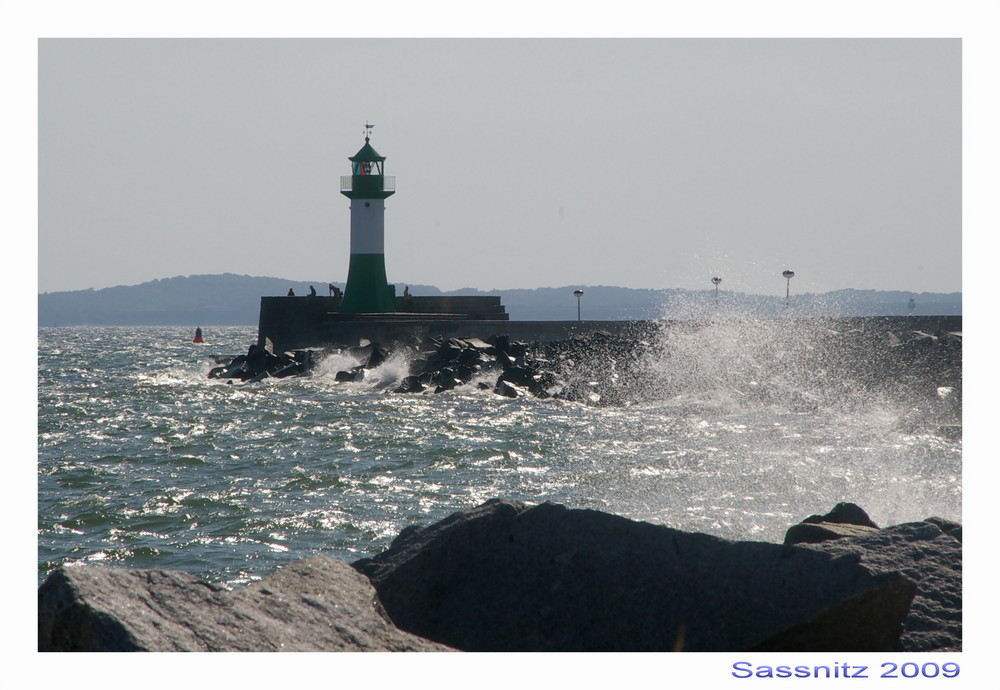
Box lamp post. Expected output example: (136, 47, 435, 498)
(782, 270, 795, 308)
(573, 289, 584, 322)
(711, 276, 722, 301)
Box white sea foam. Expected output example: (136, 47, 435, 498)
(38, 325, 960, 588)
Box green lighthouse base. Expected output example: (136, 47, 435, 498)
(340, 253, 396, 313)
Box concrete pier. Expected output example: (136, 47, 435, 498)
(257, 296, 960, 353)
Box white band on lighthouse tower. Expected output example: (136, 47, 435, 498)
(350, 200, 386, 255)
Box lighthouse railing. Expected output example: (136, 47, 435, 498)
(340, 176, 395, 193)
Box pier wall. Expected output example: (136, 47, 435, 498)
(257, 295, 505, 350)
(257, 297, 960, 353)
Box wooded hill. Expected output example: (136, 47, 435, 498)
(38, 274, 962, 326)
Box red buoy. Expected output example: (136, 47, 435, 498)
(193, 327, 204, 343)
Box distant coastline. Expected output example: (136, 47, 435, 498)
(37, 273, 962, 327)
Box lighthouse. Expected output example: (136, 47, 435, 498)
(339, 124, 396, 313)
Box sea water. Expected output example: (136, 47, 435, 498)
(37, 320, 961, 588)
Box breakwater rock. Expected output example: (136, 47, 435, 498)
(331, 323, 960, 411)
(38, 556, 452, 652)
(211, 323, 960, 424)
(336, 331, 654, 404)
(39, 500, 960, 652)
(207, 343, 321, 382)
(784, 503, 962, 652)
(355, 499, 921, 652)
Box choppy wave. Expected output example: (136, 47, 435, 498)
(38, 324, 961, 587)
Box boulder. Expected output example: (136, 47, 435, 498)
(801, 521, 962, 652)
(456, 347, 483, 368)
(430, 370, 460, 393)
(394, 375, 425, 393)
(352, 499, 915, 652)
(923, 516, 962, 541)
(462, 337, 495, 353)
(784, 503, 882, 545)
(785, 521, 880, 545)
(454, 365, 476, 383)
(498, 366, 537, 388)
(492, 380, 520, 398)
(38, 556, 452, 652)
(335, 369, 363, 383)
(208, 346, 321, 382)
(345, 343, 389, 369)
(802, 502, 881, 528)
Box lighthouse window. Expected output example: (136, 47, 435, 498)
(364, 202, 371, 207)
(352, 159, 384, 176)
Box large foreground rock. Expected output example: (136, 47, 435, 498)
(802, 521, 962, 652)
(38, 556, 451, 652)
(352, 499, 916, 652)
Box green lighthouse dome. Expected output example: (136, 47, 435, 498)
(349, 137, 386, 165)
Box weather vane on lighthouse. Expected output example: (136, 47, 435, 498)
(364, 121, 374, 141)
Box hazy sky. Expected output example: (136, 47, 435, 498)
(38, 37, 961, 296)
